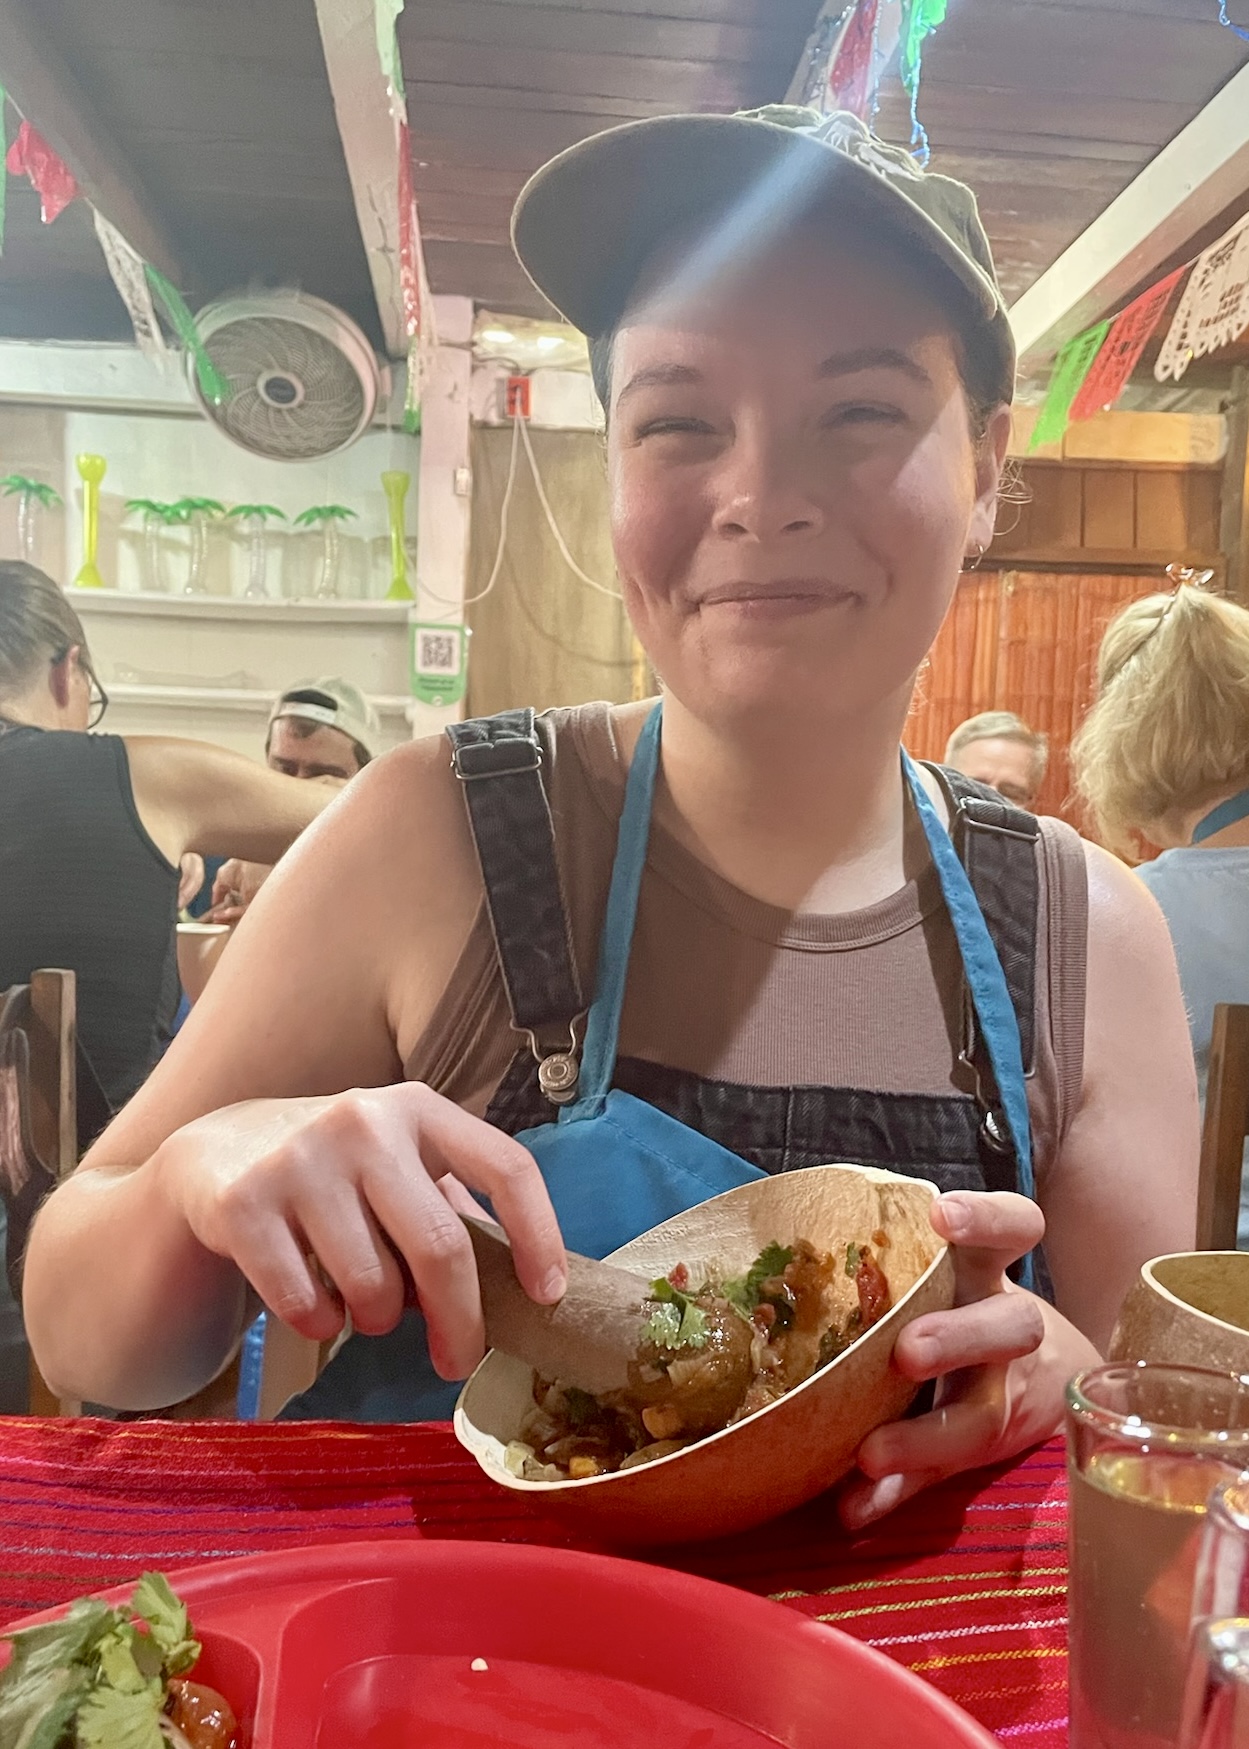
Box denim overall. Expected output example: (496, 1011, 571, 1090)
(285, 704, 1041, 1422)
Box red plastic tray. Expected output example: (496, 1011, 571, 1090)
(3, 1539, 1000, 1748)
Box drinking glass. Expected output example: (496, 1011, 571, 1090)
(1066, 1363, 1249, 1749)
(1179, 1473, 1249, 1748)
(1179, 1618, 1249, 1749)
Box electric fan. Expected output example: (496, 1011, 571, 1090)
(188, 292, 382, 460)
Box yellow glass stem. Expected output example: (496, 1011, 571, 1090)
(381, 470, 414, 602)
(74, 453, 107, 589)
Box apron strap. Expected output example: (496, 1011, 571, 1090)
(926, 764, 1040, 1074)
(904, 754, 1036, 1229)
(447, 709, 583, 1043)
(562, 701, 663, 1122)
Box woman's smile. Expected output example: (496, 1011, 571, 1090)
(694, 578, 862, 621)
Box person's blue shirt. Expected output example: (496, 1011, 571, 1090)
(1136, 846, 1249, 1243)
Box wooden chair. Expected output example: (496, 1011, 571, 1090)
(1196, 1004, 1249, 1251)
(0, 969, 329, 1420)
(0, 970, 81, 1414)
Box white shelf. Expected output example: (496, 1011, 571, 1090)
(67, 589, 413, 625)
(108, 682, 413, 718)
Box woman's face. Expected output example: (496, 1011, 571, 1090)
(607, 225, 1009, 734)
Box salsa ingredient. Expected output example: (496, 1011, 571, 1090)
(0, 1572, 239, 1749)
(514, 1238, 893, 1481)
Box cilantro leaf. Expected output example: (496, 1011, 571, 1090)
(675, 1301, 708, 1348)
(0, 1659, 92, 1749)
(723, 1242, 794, 1313)
(643, 1302, 683, 1348)
(562, 1386, 603, 1432)
(845, 1242, 862, 1279)
(130, 1573, 199, 1676)
(643, 1297, 708, 1350)
(3, 1600, 116, 1681)
(75, 1681, 165, 1749)
(96, 1625, 161, 1697)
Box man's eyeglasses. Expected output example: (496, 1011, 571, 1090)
(52, 647, 109, 729)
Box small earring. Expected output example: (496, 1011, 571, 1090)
(962, 542, 985, 572)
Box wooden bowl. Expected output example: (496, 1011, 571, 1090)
(1110, 1252, 1249, 1374)
(455, 1164, 955, 1546)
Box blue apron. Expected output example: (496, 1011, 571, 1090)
(284, 703, 1033, 1422)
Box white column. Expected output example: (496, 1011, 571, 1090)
(411, 294, 474, 738)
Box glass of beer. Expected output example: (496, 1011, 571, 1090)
(1066, 1363, 1249, 1749)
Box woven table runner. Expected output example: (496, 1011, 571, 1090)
(0, 1419, 1068, 1743)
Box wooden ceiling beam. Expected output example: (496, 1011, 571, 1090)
(1009, 61, 1249, 368)
(0, 0, 193, 288)
(313, 0, 408, 358)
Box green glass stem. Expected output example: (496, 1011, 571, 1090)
(381, 470, 414, 601)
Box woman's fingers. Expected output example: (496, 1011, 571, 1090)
(838, 1467, 944, 1532)
(228, 1214, 347, 1345)
(380, 1086, 567, 1306)
(857, 1381, 1008, 1484)
(297, 1191, 406, 1338)
(361, 1161, 486, 1380)
(892, 1291, 1046, 1381)
(931, 1191, 1046, 1304)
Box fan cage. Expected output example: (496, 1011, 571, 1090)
(188, 294, 381, 461)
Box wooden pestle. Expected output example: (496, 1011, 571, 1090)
(463, 1215, 653, 1394)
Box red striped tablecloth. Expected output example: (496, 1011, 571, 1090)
(0, 1419, 1068, 1744)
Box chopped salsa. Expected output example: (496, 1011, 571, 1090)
(509, 1237, 893, 1481)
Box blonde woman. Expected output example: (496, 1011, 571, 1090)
(1072, 583, 1249, 1237)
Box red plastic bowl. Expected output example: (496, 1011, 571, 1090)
(3, 1539, 999, 1748)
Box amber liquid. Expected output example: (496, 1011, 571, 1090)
(1068, 1451, 1242, 1749)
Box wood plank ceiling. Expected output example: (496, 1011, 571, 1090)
(0, 0, 1246, 366)
(405, 0, 1249, 324)
(0, 0, 380, 345)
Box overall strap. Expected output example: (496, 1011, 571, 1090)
(561, 701, 664, 1123)
(447, 710, 583, 1081)
(927, 765, 1040, 1073)
(903, 754, 1036, 1288)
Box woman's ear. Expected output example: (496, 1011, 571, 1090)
(47, 646, 76, 708)
(965, 402, 1013, 558)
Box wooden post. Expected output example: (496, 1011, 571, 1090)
(412, 294, 474, 738)
(1196, 1003, 1249, 1251)
(1221, 367, 1249, 605)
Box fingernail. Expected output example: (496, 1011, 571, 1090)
(539, 1265, 567, 1303)
(842, 1472, 907, 1531)
(907, 1334, 938, 1371)
(941, 1197, 970, 1240)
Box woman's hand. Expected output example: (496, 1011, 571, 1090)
(838, 1190, 1100, 1530)
(152, 1083, 568, 1381)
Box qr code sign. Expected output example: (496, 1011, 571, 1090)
(416, 629, 460, 675)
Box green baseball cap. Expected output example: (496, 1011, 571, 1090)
(512, 106, 1015, 406)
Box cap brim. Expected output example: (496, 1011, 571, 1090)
(512, 113, 1012, 397)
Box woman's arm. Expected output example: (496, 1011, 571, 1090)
(123, 735, 340, 867)
(22, 740, 567, 1410)
(841, 840, 1199, 1527)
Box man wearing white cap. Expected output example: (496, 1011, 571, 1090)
(204, 678, 380, 925)
(265, 677, 379, 782)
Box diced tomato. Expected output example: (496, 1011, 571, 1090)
(855, 1249, 892, 1328)
(667, 1261, 689, 1291)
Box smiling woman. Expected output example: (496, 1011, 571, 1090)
(23, 108, 1196, 1530)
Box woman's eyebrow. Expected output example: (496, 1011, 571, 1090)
(817, 347, 932, 385)
(617, 362, 704, 404)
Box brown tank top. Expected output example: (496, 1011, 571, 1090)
(406, 701, 1088, 1182)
